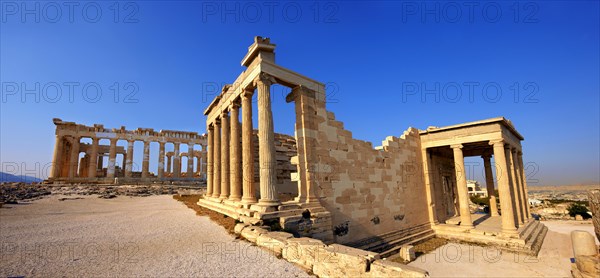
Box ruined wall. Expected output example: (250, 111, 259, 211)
(251, 131, 297, 196)
(588, 189, 600, 241)
(308, 100, 430, 244)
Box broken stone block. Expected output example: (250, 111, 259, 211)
(256, 231, 294, 256)
(312, 244, 378, 278)
(282, 237, 327, 270)
(234, 223, 249, 235)
(240, 226, 268, 243)
(368, 259, 428, 278)
(399, 245, 416, 262)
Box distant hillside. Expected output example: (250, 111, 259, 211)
(0, 172, 43, 183)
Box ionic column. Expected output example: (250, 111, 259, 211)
(482, 153, 499, 216)
(241, 90, 256, 203)
(125, 140, 134, 177)
(187, 143, 194, 178)
(517, 152, 532, 219)
(68, 137, 80, 178)
(254, 73, 279, 206)
(78, 156, 87, 177)
(229, 102, 242, 201)
(207, 126, 214, 197)
(451, 144, 473, 228)
(490, 140, 517, 234)
(107, 138, 118, 178)
(142, 141, 150, 178)
(506, 147, 523, 226)
(158, 142, 166, 178)
(213, 119, 221, 198)
(513, 148, 528, 222)
(97, 155, 104, 170)
(220, 111, 230, 199)
(173, 143, 181, 178)
(50, 135, 64, 178)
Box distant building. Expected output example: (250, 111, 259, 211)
(529, 198, 543, 206)
(467, 180, 488, 197)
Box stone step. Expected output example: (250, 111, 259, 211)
(372, 229, 435, 254)
(518, 220, 539, 237)
(524, 224, 548, 256)
(348, 223, 431, 250)
(379, 231, 436, 258)
(523, 221, 543, 244)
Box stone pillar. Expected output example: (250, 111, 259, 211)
(173, 143, 181, 178)
(207, 126, 214, 197)
(78, 156, 87, 177)
(229, 102, 242, 201)
(255, 73, 279, 206)
(50, 135, 64, 178)
(506, 147, 522, 226)
(220, 111, 230, 199)
(187, 143, 194, 178)
(241, 90, 256, 204)
(517, 151, 531, 220)
(85, 138, 97, 178)
(482, 153, 499, 216)
(166, 154, 172, 174)
(125, 140, 134, 177)
(490, 140, 517, 234)
(213, 119, 221, 198)
(511, 148, 526, 224)
(97, 155, 104, 170)
(68, 137, 80, 178)
(142, 141, 150, 178)
(451, 144, 473, 228)
(158, 142, 165, 178)
(107, 138, 118, 178)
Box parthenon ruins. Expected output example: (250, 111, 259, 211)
(197, 36, 548, 256)
(48, 118, 207, 183)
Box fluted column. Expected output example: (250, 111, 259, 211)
(142, 141, 150, 178)
(513, 148, 528, 222)
(173, 143, 181, 178)
(68, 137, 80, 178)
(107, 138, 118, 178)
(491, 140, 517, 234)
(230, 102, 242, 201)
(506, 147, 522, 226)
(158, 142, 166, 178)
(241, 90, 256, 204)
(125, 140, 134, 177)
(213, 119, 221, 198)
(187, 143, 194, 178)
(87, 137, 99, 178)
(220, 111, 230, 199)
(517, 152, 532, 219)
(255, 73, 279, 206)
(207, 126, 214, 197)
(482, 153, 499, 216)
(451, 144, 473, 228)
(50, 135, 64, 178)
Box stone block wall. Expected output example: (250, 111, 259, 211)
(251, 131, 298, 196)
(307, 99, 430, 244)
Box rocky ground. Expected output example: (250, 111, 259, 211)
(0, 182, 204, 205)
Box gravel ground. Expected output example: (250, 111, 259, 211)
(408, 220, 597, 277)
(0, 195, 310, 277)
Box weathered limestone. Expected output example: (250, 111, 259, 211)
(107, 138, 117, 178)
(88, 137, 99, 178)
(492, 140, 517, 234)
(255, 73, 279, 207)
(173, 143, 181, 178)
(207, 126, 214, 196)
(68, 137, 80, 178)
(482, 154, 499, 216)
(589, 190, 600, 241)
(229, 102, 242, 201)
(213, 119, 221, 198)
(241, 89, 256, 204)
(571, 231, 600, 278)
(158, 142, 165, 178)
(187, 143, 194, 177)
(220, 111, 230, 199)
(141, 140, 150, 178)
(451, 144, 473, 228)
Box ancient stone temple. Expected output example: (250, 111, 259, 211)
(48, 118, 207, 183)
(198, 36, 547, 257)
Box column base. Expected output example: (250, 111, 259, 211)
(229, 195, 242, 201)
(241, 197, 257, 204)
(257, 198, 280, 207)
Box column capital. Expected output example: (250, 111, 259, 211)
(241, 87, 254, 99)
(450, 144, 463, 149)
(253, 72, 276, 87)
(230, 99, 241, 109)
(159, 141, 165, 146)
(489, 139, 504, 146)
(109, 138, 118, 144)
(511, 147, 518, 153)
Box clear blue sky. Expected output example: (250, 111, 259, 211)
(1, 1, 598, 185)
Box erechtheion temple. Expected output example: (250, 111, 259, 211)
(197, 36, 548, 259)
(48, 118, 207, 183)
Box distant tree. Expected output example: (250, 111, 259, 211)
(470, 195, 489, 206)
(567, 203, 591, 219)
